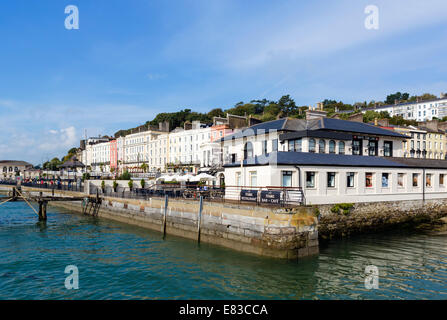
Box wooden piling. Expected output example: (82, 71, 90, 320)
(38, 200, 47, 221)
(162, 195, 168, 238)
(12, 188, 17, 201)
(197, 196, 203, 243)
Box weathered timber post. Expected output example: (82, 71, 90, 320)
(162, 195, 168, 239)
(197, 196, 203, 243)
(38, 200, 47, 221)
(12, 187, 17, 201)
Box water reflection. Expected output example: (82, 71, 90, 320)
(0, 201, 446, 299)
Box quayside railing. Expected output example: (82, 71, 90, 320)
(89, 184, 304, 207)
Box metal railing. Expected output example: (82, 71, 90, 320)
(89, 183, 304, 206)
(224, 185, 304, 206)
(0, 180, 84, 193)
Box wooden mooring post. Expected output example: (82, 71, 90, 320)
(162, 195, 168, 239)
(38, 200, 48, 221)
(197, 196, 203, 243)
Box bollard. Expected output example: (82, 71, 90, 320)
(162, 195, 168, 239)
(197, 196, 203, 243)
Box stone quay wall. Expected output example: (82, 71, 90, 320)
(317, 199, 447, 239)
(0, 186, 318, 259)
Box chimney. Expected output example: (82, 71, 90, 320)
(394, 99, 399, 105)
(374, 118, 378, 126)
(184, 121, 192, 130)
(423, 120, 439, 132)
(348, 113, 364, 123)
(306, 106, 327, 120)
(416, 97, 420, 103)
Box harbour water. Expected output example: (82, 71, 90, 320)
(0, 199, 446, 300)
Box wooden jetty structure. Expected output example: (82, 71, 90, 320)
(0, 187, 102, 221)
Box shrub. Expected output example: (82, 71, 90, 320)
(120, 171, 131, 180)
(113, 180, 118, 192)
(128, 180, 133, 190)
(82, 172, 90, 182)
(140, 179, 145, 189)
(330, 203, 354, 215)
(101, 180, 105, 191)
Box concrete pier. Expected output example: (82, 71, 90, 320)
(0, 186, 318, 259)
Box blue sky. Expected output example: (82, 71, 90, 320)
(1, 0, 447, 164)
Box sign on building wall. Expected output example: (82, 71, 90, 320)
(240, 190, 258, 202)
(260, 190, 282, 204)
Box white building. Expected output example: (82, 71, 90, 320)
(224, 154, 447, 205)
(362, 94, 447, 122)
(91, 141, 111, 172)
(220, 117, 445, 205)
(80, 136, 111, 172)
(168, 121, 212, 172)
(121, 128, 169, 172)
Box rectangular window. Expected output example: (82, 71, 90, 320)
(352, 139, 363, 155)
(365, 173, 373, 187)
(327, 172, 336, 188)
(426, 174, 432, 187)
(368, 140, 378, 156)
(398, 173, 404, 187)
(236, 172, 241, 187)
(306, 172, 315, 188)
(295, 139, 302, 152)
(384, 141, 393, 157)
(272, 139, 278, 152)
(412, 173, 419, 187)
(440, 174, 445, 186)
(382, 173, 389, 188)
(249, 171, 257, 187)
(288, 140, 295, 152)
(347, 172, 355, 188)
(282, 171, 292, 187)
(262, 140, 267, 155)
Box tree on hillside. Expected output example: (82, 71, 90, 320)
(408, 93, 437, 102)
(385, 92, 410, 105)
(207, 108, 226, 119)
(363, 110, 391, 123)
(43, 157, 62, 171)
(277, 95, 298, 116)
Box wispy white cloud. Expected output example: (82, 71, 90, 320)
(146, 73, 166, 80)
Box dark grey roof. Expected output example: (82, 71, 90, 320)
(224, 152, 447, 169)
(319, 118, 407, 138)
(0, 160, 32, 166)
(389, 157, 447, 169)
(220, 117, 407, 141)
(58, 157, 85, 168)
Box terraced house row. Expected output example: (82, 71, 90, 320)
(77, 114, 248, 174)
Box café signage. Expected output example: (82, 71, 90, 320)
(260, 190, 282, 204)
(240, 190, 258, 202)
(353, 135, 379, 141)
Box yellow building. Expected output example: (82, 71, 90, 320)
(389, 125, 447, 159)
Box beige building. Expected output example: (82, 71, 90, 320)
(1, 160, 33, 179)
(386, 122, 447, 160)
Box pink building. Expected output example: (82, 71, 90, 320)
(109, 140, 118, 170)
